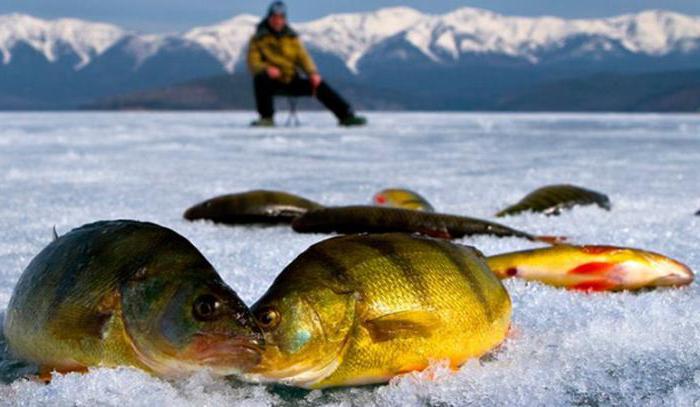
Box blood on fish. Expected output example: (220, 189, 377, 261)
(568, 262, 615, 275)
(505, 267, 518, 277)
(375, 195, 387, 204)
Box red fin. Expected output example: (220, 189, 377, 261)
(569, 262, 615, 275)
(422, 228, 452, 240)
(535, 235, 568, 245)
(570, 280, 617, 292)
(581, 245, 619, 254)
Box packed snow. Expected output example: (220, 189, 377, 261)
(0, 112, 699, 406)
(2, 7, 700, 73)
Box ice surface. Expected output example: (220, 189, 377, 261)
(0, 112, 698, 406)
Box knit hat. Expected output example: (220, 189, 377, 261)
(267, 1, 287, 17)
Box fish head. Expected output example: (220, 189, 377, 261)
(121, 269, 264, 377)
(183, 197, 223, 221)
(246, 277, 356, 385)
(642, 252, 695, 287)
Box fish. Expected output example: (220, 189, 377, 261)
(496, 184, 611, 217)
(183, 190, 323, 225)
(3, 220, 264, 378)
(292, 205, 562, 243)
(372, 188, 435, 212)
(486, 244, 694, 291)
(243, 233, 511, 388)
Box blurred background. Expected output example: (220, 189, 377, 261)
(1, 0, 699, 112)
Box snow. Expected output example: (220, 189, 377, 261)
(299, 7, 424, 73)
(0, 112, 699, 405)
(401, 7, 700, 64)
(0, 13, 124, 68)
(183, 14, 259, 73)
(2, 7, 700, 73)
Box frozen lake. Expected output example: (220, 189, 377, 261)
(0, 112, 699, 405)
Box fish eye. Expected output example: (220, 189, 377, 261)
(256, 307, 280, 330)
(193, 294, 222, 321)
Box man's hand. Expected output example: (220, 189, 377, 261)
(310, 73, 322, 89)
(266, 66, 281, 79)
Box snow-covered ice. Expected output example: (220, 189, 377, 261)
(0, 112, 698, 406)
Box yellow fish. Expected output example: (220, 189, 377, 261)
(244, 233, 511, 388)
(487, 244, 694, 291)
(372, 188, 435, 212)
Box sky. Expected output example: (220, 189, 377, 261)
(2, 0, 700, 33)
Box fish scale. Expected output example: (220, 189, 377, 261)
(4, 220, 264, 378)
(496, 184, 611, 217)
(247, 233, 511, 388)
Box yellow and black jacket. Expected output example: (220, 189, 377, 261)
(247, 22, 317, 84)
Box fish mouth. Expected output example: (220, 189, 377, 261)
(652, 272, 694, 287)
(183, 206, 203, 220)
(647, 258, 694, 287)
(191, 334, 264, 374)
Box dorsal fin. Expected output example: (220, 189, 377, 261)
(52, 226, 59, 241)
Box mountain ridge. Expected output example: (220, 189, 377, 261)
(1, 7, 699, 110)
(2, 7, 700, 74)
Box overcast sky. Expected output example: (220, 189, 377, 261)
(3, 0, 700, 33)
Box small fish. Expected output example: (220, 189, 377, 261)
(372, 188, 435, 212)
(486, 244, 694, 291)
(184, 190, 323, 225)
(244, 233, 511, 388)
(3, 220, 264, 378)
(292, 205, 562, 243)
(496, 184, 611, 217)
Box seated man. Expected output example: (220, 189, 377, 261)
(247, 1, 367, 127)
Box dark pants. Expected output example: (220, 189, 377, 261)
(254, 74, 352, 120)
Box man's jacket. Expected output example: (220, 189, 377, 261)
(247, 21, 317, 83)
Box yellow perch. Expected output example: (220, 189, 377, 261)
(244, 233, 511, 389)
(487, 244, 694, 291)
(372, 188, 435, 212)
(4, 220, 264, 378)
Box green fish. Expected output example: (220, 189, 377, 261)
(496, 184, 611, 217)
(3, 220, 263, 378)
(184, 190, 323, 225)
(293, 205, 561, 243)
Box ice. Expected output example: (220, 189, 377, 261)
(0, 112, 699, 405)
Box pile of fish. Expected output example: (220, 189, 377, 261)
(2, 184, 694, 389)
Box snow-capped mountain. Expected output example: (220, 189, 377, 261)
(1, 7, 699, 109)
(396, 8, 700, 64)
(3, 7, 699, 74)
(0, 13, 124, 68)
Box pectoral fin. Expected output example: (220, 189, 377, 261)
(363, 310, 441, 342)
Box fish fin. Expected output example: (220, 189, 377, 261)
(38, 364, 89, 383)
(535, 235, 568, 245)
(421, 228, 452, 240)
(363, 311, 441, 342)
(570, 280, 618, 292)
(568, 262, 616, 275)
(580, 245, 621, 255)
(52, 225, 59, 241)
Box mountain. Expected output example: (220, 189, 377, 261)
(497, 69, 700, 111)
(85, 68, 700, 112)
(1, 8, 700, 110)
